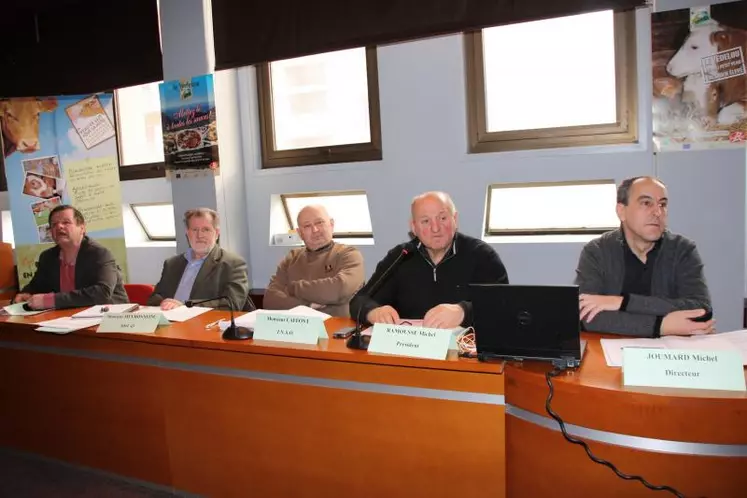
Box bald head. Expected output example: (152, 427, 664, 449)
(297, 204, 335, 251)
(409, 191, 459, 257)
(410, 191, 457, 220)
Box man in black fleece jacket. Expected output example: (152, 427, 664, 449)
(349, 191, 508, 328)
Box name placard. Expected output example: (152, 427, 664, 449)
(97, 312, 168, 334)
(368, 323, 452, 360)
(623, 348, 746, 392)
(253, 314, 327, 345)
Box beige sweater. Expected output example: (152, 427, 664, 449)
(264, 243, 365, 317)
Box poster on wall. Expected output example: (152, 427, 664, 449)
(159, 74, 219, 172)
(0, 94, 128, 287)
(652, 5, 747, 151)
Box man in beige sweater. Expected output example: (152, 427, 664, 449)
(264, 205, 364, 317)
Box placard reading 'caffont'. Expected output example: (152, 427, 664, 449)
(253, 314, 328, 345)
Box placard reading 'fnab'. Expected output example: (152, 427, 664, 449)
(253, 314, 327, 345)
(622, 347, 746, 392)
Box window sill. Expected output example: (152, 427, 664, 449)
(484, 234, 598, 244)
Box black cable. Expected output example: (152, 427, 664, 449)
(545, 368, 693, 498)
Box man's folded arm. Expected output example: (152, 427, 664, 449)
(264, 255, 307, 309)
(583, 310, 661, 338)
(291, 249, 365, 305)
(624, 245, 711, 316)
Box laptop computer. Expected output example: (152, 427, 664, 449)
(468, 283, 584, 368)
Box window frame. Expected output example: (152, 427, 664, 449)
(465, 10, 638, 153)
(257, 47, 383, 169)
(130, 202, 176, 241)
(280, 190, 373, 238)
(113, 88, 167, 181)
(485, 179, 618, 236)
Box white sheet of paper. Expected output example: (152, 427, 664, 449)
(35, 317, 102, 332)
(2, 302, 46, 316)
(601, 332, 747, 367)
(158, 305, 211, 322)
(218, 305, 331, 332)
(72, 303, 139, 318)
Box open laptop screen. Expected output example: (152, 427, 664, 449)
(468, 284, 581, 364)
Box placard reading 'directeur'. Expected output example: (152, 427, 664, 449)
(368, 323, 452, 360)
(253, 314, 327, 345)
(623, 347, 746, 392)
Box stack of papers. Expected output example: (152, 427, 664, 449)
(600, 330, 747, 367)
(134, 305, 211, 322)
(72, 304, 140, 318)
(2, 302, 47, 316)
(35, 317, 102, 334)
(218, 305, 332, 332)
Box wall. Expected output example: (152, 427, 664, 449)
(228, 7, 744, 331)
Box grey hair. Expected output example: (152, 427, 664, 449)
(184, 208, 220, 229)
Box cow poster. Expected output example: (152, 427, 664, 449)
(652, 5, 747, 150)
(0, 93, 128, 287)
(159, 74, 219, 171)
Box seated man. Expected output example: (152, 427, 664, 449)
(264, 205, 364, 317)
(13, 205, 129, 309)
(148, 208, 249, 311)
(575, 176, 714, 337)
(350, 191, 509, 329)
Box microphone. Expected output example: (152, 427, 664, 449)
(347, 240, 417, 350)
(185, 296, 252, 341)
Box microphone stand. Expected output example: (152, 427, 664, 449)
(185, 296, 252, 340)
(347, 244, 414, 350)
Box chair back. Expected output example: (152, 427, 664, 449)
(0, 242, 17, 300)
(124, 283, 155, 306)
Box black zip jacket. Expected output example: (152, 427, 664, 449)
(349, 232, 509, 327)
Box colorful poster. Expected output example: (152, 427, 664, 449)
(0, 93, 128, 287)
(652, 5, 747, 150)
(159, 74, 219, 171)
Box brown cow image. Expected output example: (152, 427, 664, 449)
(707, 29, 747, 125)
(0, 98, 58, 157)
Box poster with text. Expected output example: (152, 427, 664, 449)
(159, 74, 219, 171)
(652, 5, 747, 151)
(0, 93, 128, 287)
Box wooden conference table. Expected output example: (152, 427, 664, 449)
(0, 309, 745, 498)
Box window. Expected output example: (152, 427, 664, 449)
(131, 203, 176, 241)
(257, 47, 382, 168)
(1, 211, 14, 247)
(281, 191, 373, 237)
(115, 81, 166, 180)
(465, 10, 637, 152)
(485, 181, 618, 236)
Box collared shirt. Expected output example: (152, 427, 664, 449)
(621, 238, 662, 297)
(41, 249, 79, 309)
(173, 249, 209, 303)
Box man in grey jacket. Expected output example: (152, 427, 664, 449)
(575, 176, 714, 338)
(148, 208, 249, 311)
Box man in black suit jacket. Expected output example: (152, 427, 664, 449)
(148, 208, 250, 311)
(14, 205, 128, 309)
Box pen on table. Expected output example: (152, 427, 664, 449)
(205, 319, 222, 329)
